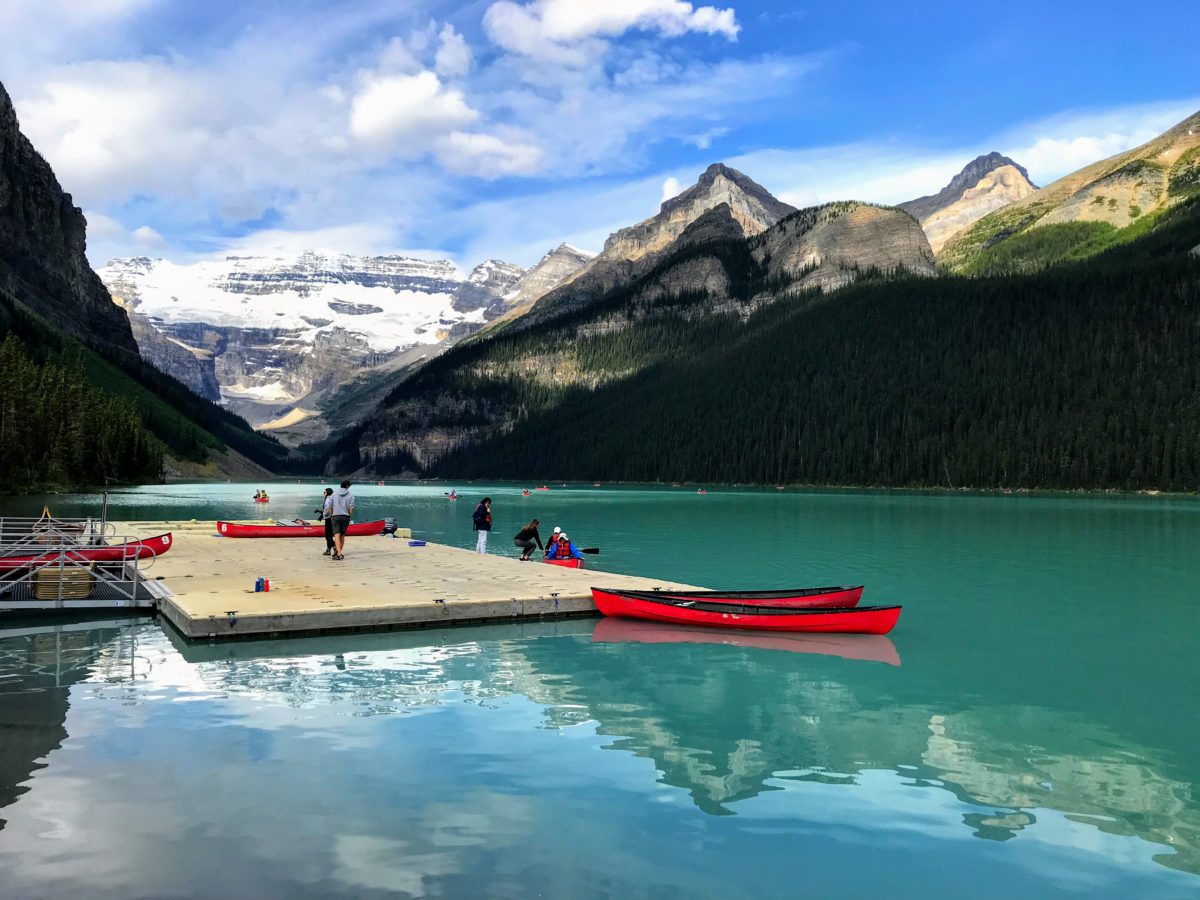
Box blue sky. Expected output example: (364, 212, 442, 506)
(1, 0, 1196, 269)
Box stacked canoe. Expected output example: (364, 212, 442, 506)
(590, 585, 900, 635)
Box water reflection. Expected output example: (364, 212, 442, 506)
(0, 618, 1197, 897)
(0, 617, 150, 831)
(591, 616, 901, 665)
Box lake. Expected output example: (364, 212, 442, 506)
(1, 483, 1198, 897)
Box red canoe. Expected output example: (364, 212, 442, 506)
(0, 533, 173, 570)
(622, 585, 863, 609)
(544, 557, 585, 569)
(590, 617, 900, 666)
(217, 520, 387, 538)
(590, 588, 900, 634)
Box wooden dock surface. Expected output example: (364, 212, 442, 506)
(119, 521, 702, 640)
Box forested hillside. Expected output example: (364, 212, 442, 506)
(0, 289, 288, 488)
(428, 199, 1200, 491)
(333, 200, 932, 474)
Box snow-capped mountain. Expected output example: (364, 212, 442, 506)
(99, 248, 588, 438)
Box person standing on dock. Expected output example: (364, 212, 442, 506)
(473, 497, 492, 554)
(317, 487, 334, 556)
(324, 480, 356, 561)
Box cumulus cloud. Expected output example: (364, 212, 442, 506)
(349, 71, 479, 149)
(435, 24, 473, 79)
(484, 0, 738, 64)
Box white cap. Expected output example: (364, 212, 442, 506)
(560, 533, 568, 541)
(553, 527, 561, 533)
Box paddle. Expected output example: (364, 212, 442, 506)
(581, 547, 600, 555)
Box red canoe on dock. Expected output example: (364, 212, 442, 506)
(623, 585, 863, 609)
(0, 533, 174, 570)
(590, 588, 900, 634)
(217, 520, 387, 538)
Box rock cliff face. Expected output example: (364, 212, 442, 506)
(899, 153, 1037, 254)
(601, 163, 796, 263)
(0, 81, 136, 355)
(941, 110, 1200, 270)
(754, 202, 937, 290)
(452, 259, 524, 314)
(501, 243, 594, 314)
(113, 295, 221, 399)
(529, 163, 796, 320)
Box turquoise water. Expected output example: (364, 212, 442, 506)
(1, 483, 1199, 897)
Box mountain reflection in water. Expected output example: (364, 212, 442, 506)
(0, 616, 1196, 895)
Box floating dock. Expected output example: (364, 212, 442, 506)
(118, 521, 701, 640)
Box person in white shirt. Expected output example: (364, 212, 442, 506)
(323, 480, 356, 560)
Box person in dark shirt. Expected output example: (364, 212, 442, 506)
(472, 497, 492, 554)
(513, 518, 544, 561)
(316, 487, 334, 555)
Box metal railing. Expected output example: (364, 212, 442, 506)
(0, 523, 160, 610)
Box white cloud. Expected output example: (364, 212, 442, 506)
(484, 0, 738, 64)
(349, 71, 479, 149)
(84, 211, 167, 264)
(435, 24, 473, 79)
(659, 176, 683, 205)
(434, 131, 542, 177)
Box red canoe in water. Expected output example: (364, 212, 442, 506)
(544, 557, 585, 569)
(216, 520, 387, 538)
(590, 588, 900, 634)
(590, 617, 900, 666)
(0, 533, 174, 570)
(625, 585, 863, 609)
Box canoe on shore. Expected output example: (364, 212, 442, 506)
(217, 520, 387, 538)
(618, 585, 863, 609)
(590, 617, 900, 665)
(0, 533, 174, 570)
(590, 588, 900, 634)
(544, 557, 585, 569)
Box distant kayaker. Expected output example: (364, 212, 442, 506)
(324, 480, 356, 561)
(513, 518, 544, 561)
(316, 487, 334, 556)
(472, 497, 492, 554)
(547, 532, 584, 561)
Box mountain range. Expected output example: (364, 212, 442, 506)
(98, 243, 592, 440)
(6, 64, 1200, 491)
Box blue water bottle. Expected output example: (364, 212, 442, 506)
(254, 577, 263, 592)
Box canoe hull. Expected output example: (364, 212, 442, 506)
(632, 585, 862, 609)
(217, 520, 386, 538)
(544, 557, 584, 569)
(0, 533, 173, 570)
(591, 588, 900, 635)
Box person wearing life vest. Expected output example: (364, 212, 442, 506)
(543, 526, 561, 557)
(547, 532, 583, 560)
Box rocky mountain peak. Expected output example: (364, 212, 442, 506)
(498, 243, 595, 314)
(900, 151, 1038, 253)
(598, 163, 795, 266)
